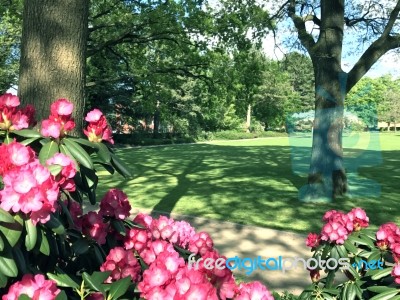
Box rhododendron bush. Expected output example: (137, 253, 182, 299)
(0, 94, 274, 300)
(298, 208, 400, 300)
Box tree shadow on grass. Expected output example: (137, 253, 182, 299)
(98, 141, 400, 233)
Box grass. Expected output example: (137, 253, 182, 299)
(96, 133, 400, 234)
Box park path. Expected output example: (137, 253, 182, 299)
(131, 208, 313, 296)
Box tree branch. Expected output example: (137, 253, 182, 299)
(288, 0, 316, 54)
(382, 0, 400, 37)
(347, 34, 400, 92)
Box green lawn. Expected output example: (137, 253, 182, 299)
(97, 132, 400, 234)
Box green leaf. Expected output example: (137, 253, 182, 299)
(13, 247, 28, 274)
(19, 137, 40, 146)
(74, 138, 97, 148)
(63, 138, 94, 169)
(108, 276, 131, 300)
(370, 267, 393, 280)
(0, 217, 23, 247)
(110, 153, 131, 178)
(0, 272, 8, 288)
(38, 227, 50, 256)
(111, 220, 126, 236)
(0, 236, 3, 251)
(47, 164, 63, 176)
(39, 140, 59, 164)
(72, 238, 90, 255)
(44, 214, 65, 235)
(0, 207, 16, 223)
(47, 273, 79, 289)
(346, 282, 357, 300)
(24, 219, 37, 251)
(55, 291, 68, 300)
(368, 286, 399, 293)
(18, 295, 31, 300)
(343, 240, 358, 255)
(368, 250, 382, 262)
(60, 144, 78, 165)
(96, 142, 111, 163)
(0, 249, 18, 277)
(369, 290, 399, 300)
(83, 271, 108, 293)
(12, 129, 42, 138)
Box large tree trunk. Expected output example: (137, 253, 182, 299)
(300, 0, 347, 202)
(18, 0, 89, 135)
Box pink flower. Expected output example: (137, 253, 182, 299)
(235, 281, 274, 300)
(139, 240, 176, 265)
(391, 243, 400, 263)
(392, 264, 400, 284)
(50, 99, 73, 116)
(173, 220, 196, 248)
(306, 233, 320, 248)
(0, 160, 59, 225)
(188, 232, 214, 256)
(0, 93, 20, 108)
(376, 222, 400, 250)
(85, 108, 103, 122)
(133, 213, 153, 228)
(0, 141, 36, 176)
(347, 208, 369, 231)
(2, 274, 60, 300)
(0, 94, 35, 131)
(124, 228, 152, 252)
(320, 210, 353, 244)
(100, 247, 141, 283)
(47, 153, 77, 191)
(99, 189, 131, 220)
(151, 215, 178, 242)
(64, 200, 82, 229)
(41, 99, 75, 138)
(41, 119, 62, 138)
(81, 212, 108, 245)
(84, 109, 114, 144)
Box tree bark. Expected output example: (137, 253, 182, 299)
(18, 0, 89, 135)
(301, 0, 348, 201)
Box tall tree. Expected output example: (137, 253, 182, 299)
(268, 0, 400, 201)
(18, 0, 89, 134)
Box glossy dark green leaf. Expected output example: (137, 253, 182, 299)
(12, 129, 42, 138)
(367, 286, 399, 293)
(369, 290, 399, 300)
(111, 220, 126, 236)
(343, 240, 358, 255)
(82, 271, 108, 293)
(0, 207, 16, 223)
(19, 137, 40, 146)
(44, 214, 65, 235)
(110, 153, 131, 178)
(13, 247, 28, 274)
(55, 291, 68, 300)
(0, 216, 23, 247)
(370, 267, 393, 280)
(72, 238, 90, 255)
(39, 140, 59, 164)
(0, 249, 18, 277)
(108, 276, 131, 299)
(47, 272, 79, 289)
(47, 164, 63, 176)
(38, 227, 50, 256)
(24, 219, 37, 251)
(63, 138, 94, 169)
(96, 142, 111, 163)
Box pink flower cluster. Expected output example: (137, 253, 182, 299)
(100, 247, 141, 283)
(41, 99, 75, 138)
(46, 153, 77, 191)
(0, 140, 35, 176)
(306, 208, 369, 246)
(2, 274, 60, 300)
(376, 222, 400, 268)
(0, 93, 35, 131)
(84, 109, 114, 144)
(100, 189, 131, 220)
(76, 189, 132, 244)
(0, 142, 59, 224)
(122, 213, 273, 299)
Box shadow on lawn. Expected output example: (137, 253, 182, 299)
(99, 142, 400, 233)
